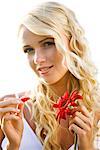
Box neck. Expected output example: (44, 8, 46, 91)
(49, 71, 79, 97)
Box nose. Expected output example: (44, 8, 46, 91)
(33, 49, 46, 64)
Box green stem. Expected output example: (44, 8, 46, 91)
(74, 133, 77, 150)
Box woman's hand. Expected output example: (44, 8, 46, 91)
(69, 105, 94, 150)
(0, 95, 24, 149)
(57, 115, 74, 150)
(0, 127, 5, 146)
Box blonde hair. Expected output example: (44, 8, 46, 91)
(19, 1, 100, 149)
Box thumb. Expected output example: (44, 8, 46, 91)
(17, 103, 24, 118)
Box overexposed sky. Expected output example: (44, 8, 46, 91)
(0, 0, 100, 95)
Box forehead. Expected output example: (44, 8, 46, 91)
(19, 25, 51, 46)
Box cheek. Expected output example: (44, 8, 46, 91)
(55, 53, 64, 65)
(63, 58, 67, 68)
(56, 53, 68, 71)
(27, 56, 37, 72)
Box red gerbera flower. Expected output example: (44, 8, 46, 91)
(53, 89, 82, 150)
(53, 90, 82, 122)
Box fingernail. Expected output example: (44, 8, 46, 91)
(16, 109, 20, 112)
(16, 100, 20, 103)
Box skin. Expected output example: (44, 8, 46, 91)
(19, 26, 68, 88)
(0, 26, 95, 150)
(0, 95, 24, 150)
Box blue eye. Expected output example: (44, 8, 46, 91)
(43, 41, 55, 48)
(24, 48, 34, 54)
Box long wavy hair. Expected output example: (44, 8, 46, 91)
(18, 1, 100, 149)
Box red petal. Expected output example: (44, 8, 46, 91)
(70, 90, 78, 100)
(53, 89, 83, 122)
(71, 95, 83, 101)
(65, 108, 72, 115)
(53, 103, 59, 108)
(59, 110, 66, 120)
(62, 91, 69, 100)
(70, 90, 82, 101)
(20, 97, 30, 102)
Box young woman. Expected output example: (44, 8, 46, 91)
(0, 1, 100, 150)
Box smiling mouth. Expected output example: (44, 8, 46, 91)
(38, 65, 53, 74)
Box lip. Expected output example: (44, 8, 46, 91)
(37, 65, 53, 75)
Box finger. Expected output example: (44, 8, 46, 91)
(75, 111, 93, 128)
(17, 103, 24, 118)
(2, 113, 20, 122)
(0, 107, 20, 113)
(0, 118, 2, 125)
(16, 91, 31, 98)
(69, 106, 81, 116)
(0, 98, 20, 108)
(69, 123, 86, 136)
(1, 113, 20, 135)
(78, 101, 91, 118)
(0, 94, 16, 101)
(69, 115, 91, 132)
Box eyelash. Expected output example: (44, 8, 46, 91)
(24, 48, 34, 54)
(24, 41, 55, 54)
(43, 41, 55, 47)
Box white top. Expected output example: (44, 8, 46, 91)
(2, 119, 42, 150)
(2, 119, 75, 150)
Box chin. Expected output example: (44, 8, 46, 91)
(46, 79, 60, 85)
(40, 77, 55, 85)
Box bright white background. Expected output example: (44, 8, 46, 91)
(0, 0, 100, 96)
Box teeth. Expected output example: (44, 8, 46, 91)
(38, 66, 53, 74)
(40, 67, 49, 72)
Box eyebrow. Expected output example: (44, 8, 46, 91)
(38, 37, 53, 43)
(23, 37, 54, 48)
